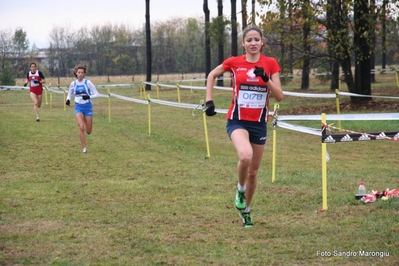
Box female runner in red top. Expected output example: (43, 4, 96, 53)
(25, 62, 46, 121)
(205, 25, 284, 228)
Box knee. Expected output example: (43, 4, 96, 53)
(238, 152, 252, 167)
(248, 170, 258, 180)
(86, 125, 92, 135)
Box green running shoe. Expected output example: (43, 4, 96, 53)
(235, 190, 246, 210)
(240, 211, 254, 228)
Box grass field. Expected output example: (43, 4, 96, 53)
(1, 74, 399, 265)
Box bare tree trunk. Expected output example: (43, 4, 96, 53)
(341, 55, 355, 95)
(251, 0, 256, 24)
(145, 0, 152, 91)
(288, 1, 293, 75)
(301, 55, 310, 90)
(381, 0, 387, 73)
(204, 0, 211, 80)
(331, 61, 340, 91)
(241, 0, 248, 30)
(370, 0, 376, 83)
(231, 0, 238, 56)
(353, 0, 372, 102)
(278, 0, 286, 73)
(370, 40, 376, 82)
(301, 0, 310, 90)
(217, 0, 224, 87)
(327, 0, 339, 91)
(327, 0, 356, 98)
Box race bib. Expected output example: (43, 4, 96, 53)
(237, 84, 268, 108)
(30, 80, 40, 87)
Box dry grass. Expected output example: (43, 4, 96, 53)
(1, 73, 399, 265)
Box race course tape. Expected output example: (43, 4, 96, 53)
(2, 84, 399, 137)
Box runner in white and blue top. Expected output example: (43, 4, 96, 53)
(66, 65, 100, 154)
(67, 78, 99, 116)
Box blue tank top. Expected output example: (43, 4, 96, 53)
(75, 79, 90, 96)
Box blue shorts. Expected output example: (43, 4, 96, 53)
(226, 119, 267, 145)
(74, 102, 93, 117)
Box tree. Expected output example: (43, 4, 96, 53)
(231, 0, 238, 56)
(353, 0, 372, 102)
(11, 28, 30, 77)
(13, 28, 29, 60)
(259, 1, 310, 85)
(369, 0, 377, 83)
(262, 0, 294, 76)
(178, 18, 205, 74)
(152, 19, 181, 76)
(300, 0, 311, 90)
(251, 0, 256, 24)
(204, 0, 211, 79)
(0, 29, 13, 69)
(381, 0, 388, 73)
(326, 0, 339, 91)
(277, 0, 288, 75)
(113, 24, 136, 75)
(242, 0, 248, 30)
(74, 27, 94, 72)
(0, 64, 15, 85)
(216, 0, 225, 86)
(47, 24, 75, 77)
(91, 24, 114, 79)
(323, 0, 372, 103)
(145, 0, 152, 91)
(259, 0, 399, 103)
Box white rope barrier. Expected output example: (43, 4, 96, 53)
(97, 84, 133, 88)
(143, 81, 178, 89)
(109, 93, 148, 104)
(338, 91, 399, 100)
(99, 93, 114, 98)
(47, 88, 64, 94)
(3, 83, 399, 128)
(283, 91, 336, 98)
(0, 85, 28, 91)
(277, 121, 322, 136)
(148, 82, 399, 99)
(4, 84, 398, 123)
(269, 113, 399, 137)
(179, 85, 206, 90)
(214, 86, 233, 91)
(278, 113, 399, 122)
(3, 83, 399, 101)
(150, 98, 199, 109)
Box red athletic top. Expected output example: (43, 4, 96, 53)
(27, 71, 45, 95)
(223, 54, 281, 122)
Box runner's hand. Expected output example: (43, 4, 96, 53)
(205, 100, 216, 116)
(254, 66, 269, 82)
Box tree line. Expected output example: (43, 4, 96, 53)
(259, 0, 399, 103)
(0, 18, 213, 81)
(1, 0, 399, 103)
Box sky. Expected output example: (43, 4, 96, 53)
(2, 0, 261, 48)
